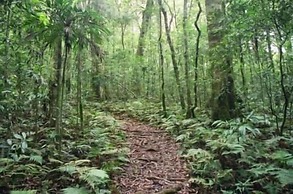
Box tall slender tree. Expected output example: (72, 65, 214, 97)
(158, 0, 185, 110)
(158, 1, 167, 117)
(194, 2, 202, 109)
(183, 0, 193, 118)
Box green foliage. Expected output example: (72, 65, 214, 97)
(59, 160, 109, 193)
(0, 105, 126, 193)
(108, 100, 293, 193)
(183, 118, 292, 193)
(63, 187, 89, 194)
(11, 191, 37, 194)
(1, 0, 293, 192)
(6, 132, 34, 159)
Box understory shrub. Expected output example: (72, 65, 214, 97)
(105, 100, 293, 194)
(0, 103, 127, 193)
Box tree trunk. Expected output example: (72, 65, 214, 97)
(121, 23, 126, 50)
(136, 0, 154, 56)
(158, 4, 167, 117)
(205, 0, 237, 120)
(183, 0, 193, 118)
(91, 57, 102, 100)
(194, 2, 202, 108)
(49, 38, 62, 126)
(266, 28, 275, 73)
(77, 47, 84, 130)
(159, 0, 185, 110)
(253, 31, 266, 108)
(135, 0, 154, 97)
(54, 38, 63, 151)
(238, 38, 246, 96)
(4, 1, 11, 86)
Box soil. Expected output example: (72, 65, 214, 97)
(113, 117, 196, 194)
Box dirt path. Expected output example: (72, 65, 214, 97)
(114, 117, 195, 194)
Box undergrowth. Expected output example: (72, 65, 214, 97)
(104, 100, 293, 194)
(0, 102, 127, 194)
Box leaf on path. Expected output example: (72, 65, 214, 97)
(113, 118, 192, 194)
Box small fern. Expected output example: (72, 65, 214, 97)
(272, 169, 293, 186)
(79, 168, 109, 189)
(59, 161, 109, 191)
(62, 187, 89, 194)
(29, 155, 43, 165)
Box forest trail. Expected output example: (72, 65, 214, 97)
(113, 117, 195, 194)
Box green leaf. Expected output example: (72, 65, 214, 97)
(273, 169, 293, 186)
(31, 0, 40, 4)
(189, 177, 214, 186)
(30, 155, 43, 165)
(62, 187, 89, 194)
(21, 141, 28, 150)
(49, 158, 64, 164)
(181, 119, 196, 126)
(221, 190, 234, 194)
(176, 134, 188, 142)
(286, 158, 293, 167)
(74, 159, 91, 166)
(88, 169, 109, 179)
(185, 148, 211, 159)
(37, 12, 50, 26)
(59, 165, 77, 175)
(238, 124, 258, 136)
(79, 168, 109, 189)
(118, 155, 130, 163)
(7, 139, 12, 145)
(11, 190, 37, 194)
(101, 149, 119, 155)
(270, 150, 292, 161)
(212, 120, 227, 128)
(13, 133, 22, 139)
(222, 143, 245, 155)
(21, 132, 27, 139)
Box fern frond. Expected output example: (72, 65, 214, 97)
(74, 159, 91, 166)
(59, 165, 77, 175)
(29, 155, 43, 165)
(79, 168, 109, 189)
(62, 187, 89, 194)
(272, 169, 293, 186)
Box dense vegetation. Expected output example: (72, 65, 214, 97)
(0, 0, 292, 193)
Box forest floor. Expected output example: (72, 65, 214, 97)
(113, 116, 196, 194)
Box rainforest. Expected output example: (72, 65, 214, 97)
(0, 0, 292, 193)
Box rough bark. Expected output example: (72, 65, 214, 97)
(54, 38, 63, 151)
(49, 38, 62, 126)
(135, 0, 154, 96)
(136, 0, 154, 56)
(205, 0, 237, 120)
